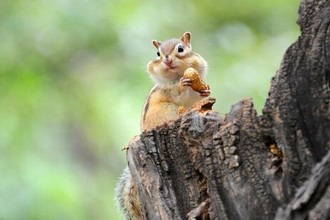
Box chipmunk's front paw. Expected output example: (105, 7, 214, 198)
(199, 85, 211, 97)
(180, 77, 192, 87)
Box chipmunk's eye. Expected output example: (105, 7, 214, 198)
(177, 45, 184, 53)
(157, 51, 160, 57)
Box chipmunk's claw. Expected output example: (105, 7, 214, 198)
(199, 85, 211, 97)
(180, 77, 192, 87)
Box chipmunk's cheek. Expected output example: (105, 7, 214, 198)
(160, 62, 168, 70)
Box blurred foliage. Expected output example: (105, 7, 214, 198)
(0, 0, 300, 219)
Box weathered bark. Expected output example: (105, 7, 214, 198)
(275, 150, 330, 220)
(126, 0, 330, 219)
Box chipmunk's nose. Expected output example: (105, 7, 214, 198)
(164, 59, 172, 66)
(164, 56, 172, 66)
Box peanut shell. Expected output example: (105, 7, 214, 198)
(183, 67, 208, 92)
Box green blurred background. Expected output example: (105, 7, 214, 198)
(0, 0, 300, 219)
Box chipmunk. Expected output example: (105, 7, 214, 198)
(116, 32, 210, 219)
(142, 31, 210, 130)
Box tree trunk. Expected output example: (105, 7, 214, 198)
(126, 0, 330, 219)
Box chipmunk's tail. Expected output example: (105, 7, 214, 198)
(115, 167, 142, 220)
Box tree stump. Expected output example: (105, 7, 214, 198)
(126, 0, 330, 219)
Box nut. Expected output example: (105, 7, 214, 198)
(183, 67, 209, 92)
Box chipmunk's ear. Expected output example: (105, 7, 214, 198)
(181, 32, 191, 48)
(152, 40, 161, 49)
